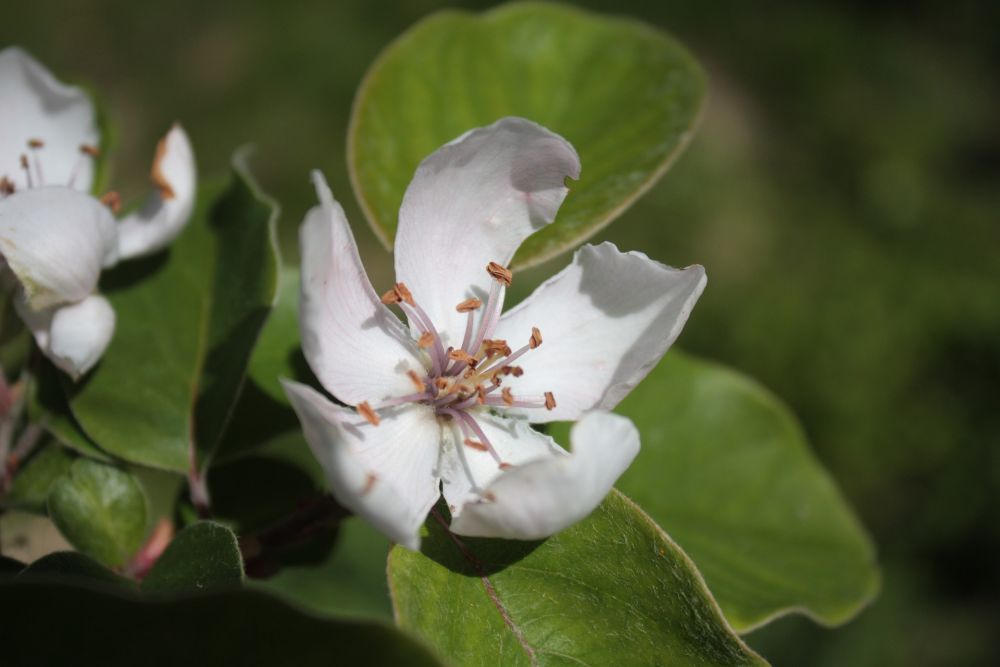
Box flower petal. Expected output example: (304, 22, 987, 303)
(282, 379, 442, 550)
(449, 411, 639, 539)
(0, 186, 118, 309)
(393, 117, 580, 344)
(16, 293, 115, 380)
(439, 411, 565, 518)
(0, 47, 99, 192)
(299, 171, 424, 406)
(116, 124, 197, 260)
(493, 242, 706, 422)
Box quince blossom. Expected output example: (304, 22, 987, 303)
(0, 47, 195, 378)
(283, 117, 705, 549)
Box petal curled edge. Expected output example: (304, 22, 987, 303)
(493, 242, 706, 422)
(394, 117, 580, 345)
(16, 293, 115, 380)
(116, 124, 197, 260)
(449, 411, 640, 540)
(299, 171, 425, 405)
(0, 47, 99, 192)
(282, 380, 442, 551)
(439, 411, 566, 519)
(0, 186, 118, 309)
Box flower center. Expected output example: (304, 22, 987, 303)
(1, 139, 116, 210)
(360, 261, 556, 469)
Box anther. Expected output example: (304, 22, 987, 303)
(475, 385, 487, 405)
(417, 332, 435, 348)
(502, 387, 514, 406)
(362, 473, 378, 495)
(151, 135, 176, 199)
(0, 177, 14, 196)
(393, 282, 415, 306)
(406, 370, 425, 392)
(456, 297, 482, 313)
(483, 339, 511, 357)
(100, 191, 122, 214)
(529, 327, 543, 349)
(498, 462, 514, 470)
(357, 401, 380, 426)
(434, 378, 450, 391)
(80, 144, 101, 157)
(486, 261, 512, 287)
(482, 491, 497, 502)
(27, 138, 44, 149)
(447, 349, 478, 368)
(544, 392, 557, 411)
(464, 439, 488, 452)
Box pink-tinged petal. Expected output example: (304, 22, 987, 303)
(16, 293, 115, 380)
(282, 380, 442, 551)
(116, 124, 197, 260)
(394, 117, 580, 345)
(449, 411, 639, 539)
(299, 171, 425, 406)
(493, 242, 706, 422)
(0, 47, 99, 192)
(0, 186, 118, 309)
(439, 411, 565, 518)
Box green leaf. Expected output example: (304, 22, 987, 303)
(19, 551, 134, 588)
(68, 154, 280, 472)
(47, 459, 148, 569)
(556, 352, 880, 632)
(0, 582, 444, 666)
(27, 360, 111, 461)
(3, 441, 74, 513)
(389, 491, 765, 666)
(348, 2, 705, 268)
(142, 521, 244, 594)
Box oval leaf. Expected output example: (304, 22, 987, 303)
(47, 459, 148, 569)
(0, 581, 444, 666)
(348, 2, 705, 268)
(3, 442, 74, 513)
(67, 155, 280, 472)
(142, 521, 244, 594)
(560, 352, 880, 632)
(389, 491, 765, 666)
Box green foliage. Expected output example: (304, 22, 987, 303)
(0, 580, 445, 666)
(389, 491, 765, 666)
(19, 551, 135, 588)
(142, 521, 244, 594)
(348, 2, 704, 268)
(67, 156, 279, 472)
(46, 460, 148, 569)
(3, 442, 73, 513)
(553, 352, 880, 631)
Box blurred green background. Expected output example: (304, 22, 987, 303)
(5, 0, 998, 664)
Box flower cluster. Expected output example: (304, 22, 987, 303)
(284, 118, 705, 549)
(0, 47, 196, 378)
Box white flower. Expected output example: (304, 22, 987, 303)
(0, 47, 196, 378)
(283, 117, 706, 550)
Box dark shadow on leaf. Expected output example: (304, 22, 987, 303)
(99, 250, 171, 293)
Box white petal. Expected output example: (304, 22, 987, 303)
(16, 294, 115, 380)
(282, 380, 442, 550)
(449, 411, 639, 539)
(116, 124, 197, 260)
(492, 242, 706, 422)
(393, 117, 580, 345)
(0, 186, 118, 309)
(0, 47, 99, 192)
(439, 411, 565, 518)
(299, 171, 425, 406)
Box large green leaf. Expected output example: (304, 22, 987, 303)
(555, 352, 880, 632)
(47, 459, 148, 569)
(389, 491, 765, 666)
(67, 155, 280, 472)
(2, 441, 73, 513)
(19, 551, 134, 588)
(348, 2, 704, 268)
(142, 521, 244, 594)
(0, 581, 444, 666)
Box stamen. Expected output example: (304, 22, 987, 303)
(529, 327, 543, 349)
(151, 134, 176, 199)
(361, 473, 377, 495)
(498, 463, 514, 470)
(476, 385, 487, 405)
(544, 392, 557, 411)
(464, 439, 488, 452)
(20, 155, 32, 188)
(417, 332, 434, 349)
(80, 144, 101, 157)
(357, 401, 380, 426)
(0, 177, 14, 196)
(483, 339, 511, 357)
(100, 191, 122, 214)
(27, 140, 44, 185)
(407, 369, 425, 392)
(455, 298, 481, 312)
(486, 261, 513, 287)
(501, 387, 514, 406)
(444, 409, 502, 465)
(447, 349, 477, 368)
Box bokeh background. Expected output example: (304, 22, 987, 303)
(5, 1, 998, 664)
